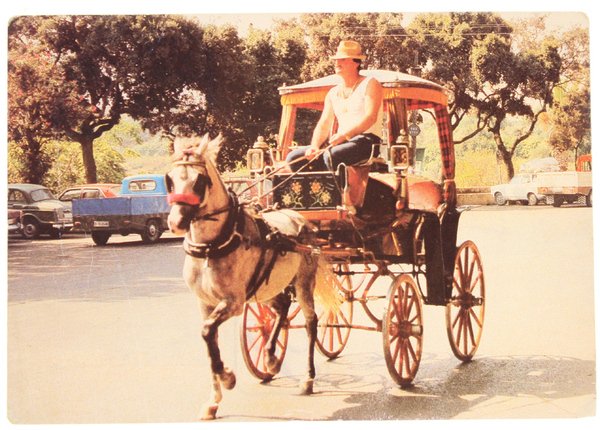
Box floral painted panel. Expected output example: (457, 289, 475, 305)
(273, 173, 341, 210)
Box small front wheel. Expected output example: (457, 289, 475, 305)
(240, 302, 289, 381)
(141, 219, 162, 243)
(382, 274, 423, 387)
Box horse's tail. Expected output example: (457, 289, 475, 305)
(313, 256, 342, 313)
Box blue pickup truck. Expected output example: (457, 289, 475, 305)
(72, 174, 170, 245)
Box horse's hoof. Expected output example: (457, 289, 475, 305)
(265, 355, 282, 375)
(219, 368, 236, 390)
(299, 378, 314, 395)
(200, 403, 219, 420)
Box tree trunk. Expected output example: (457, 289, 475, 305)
(493, 132, 515, 179)
(79, 137, 97, 183)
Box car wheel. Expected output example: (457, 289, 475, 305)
(527, 193, 538, 206)
(586, 191, 592, 207)
(21, 219, 40, 240)
(141, 219, 162, 244)
(552, 196, 564, 207)
(91, 231, 111, 246)
(494, 192, 506, 206)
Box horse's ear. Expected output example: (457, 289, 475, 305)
(205, 134, 224, 165)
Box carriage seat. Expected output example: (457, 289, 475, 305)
(369, 173, 443, 213)
(406, 176, 443, 212)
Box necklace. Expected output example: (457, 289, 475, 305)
(339, 77, 362, 99)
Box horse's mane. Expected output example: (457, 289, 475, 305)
(172, 134, 224, 167)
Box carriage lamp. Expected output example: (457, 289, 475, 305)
(390, 134, 410, 172)
(247, 136, 271, 173)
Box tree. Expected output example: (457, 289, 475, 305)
(8, 17, 81, 183)
(9, 15, 208, 183)
(408, 13, 513, 140)
(470, 34, 561, 178)
(548, 28, 590, 164)
(299, 13, 412, 80)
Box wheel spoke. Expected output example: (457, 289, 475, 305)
(451, 307, 462, 329)
(455, 310, 464, 345)
(466, 312, 476, 346)
(468, 307, 483, 328)
(248, 305, 261, 320)
(247, 332, 262, 352)
(465, 259, 476, 292)
(462, 311, 469, 354)
(391, 333, 401, 363)
(406, 337, 417, 362)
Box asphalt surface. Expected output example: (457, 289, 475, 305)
(4, 205, 597, 426)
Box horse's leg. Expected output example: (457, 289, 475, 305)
(264, 290, 292, 376)
(294, 259, 319, 395)
(198, 300, 237, 420)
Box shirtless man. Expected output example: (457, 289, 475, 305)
(286, 40, 384, 171)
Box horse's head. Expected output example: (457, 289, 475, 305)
(166, 134, 224, 235)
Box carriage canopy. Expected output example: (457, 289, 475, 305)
(276, 69, 455, 203)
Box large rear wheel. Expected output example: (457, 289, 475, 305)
(446, 240, 485, 362)
(382, 274, 424, 387)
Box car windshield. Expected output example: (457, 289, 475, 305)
(30, 188, 55, 202)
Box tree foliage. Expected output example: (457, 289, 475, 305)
(7, 13, 589, 187)
(408, 13, 512, 138)
(9, 15, 209, 183)
(300, 13, 411, 80)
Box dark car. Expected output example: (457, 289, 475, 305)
(7, 184, 73, 239)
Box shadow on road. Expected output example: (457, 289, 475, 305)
(325, 355, 595, 420)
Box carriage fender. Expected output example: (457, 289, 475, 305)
(421, 208, 462, 305)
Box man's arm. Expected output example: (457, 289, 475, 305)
(329, 78, 383, 146)
(306, 90, 336, 157)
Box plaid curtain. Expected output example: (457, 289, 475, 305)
(406, 99, 456, 208)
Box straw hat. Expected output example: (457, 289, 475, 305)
(330, 40, 366, 60)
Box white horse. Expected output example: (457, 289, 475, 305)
(166, 134, 336, 420)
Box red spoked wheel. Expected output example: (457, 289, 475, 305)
(382, 274, 424, 387)
(446, 240, 485, 362)
(240, 302, 289, 381)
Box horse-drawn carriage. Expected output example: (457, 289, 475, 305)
(239, 69, 485, 386)
(165, 69, 485, 419)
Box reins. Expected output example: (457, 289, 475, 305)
(235, 144, 334, 202)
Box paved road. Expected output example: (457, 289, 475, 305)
(5, 205, 596, 425)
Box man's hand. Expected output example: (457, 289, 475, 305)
(328, 132, 349, 146)
(305, 146, 321, 159)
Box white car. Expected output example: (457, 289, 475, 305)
(490, 173, 546, 206)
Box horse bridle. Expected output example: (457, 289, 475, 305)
(166, 155, 231, 222)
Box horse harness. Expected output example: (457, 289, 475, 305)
(183, 191, 299, 300)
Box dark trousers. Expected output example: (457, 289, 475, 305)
(286, 133, 381, 172)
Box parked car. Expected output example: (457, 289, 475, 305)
(58, 183, 121, 209)
(72, 174, 170, 245)
(8, 209, 22, 234)
(490, 173, 546, 206)
(7, 184, 73, 239)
